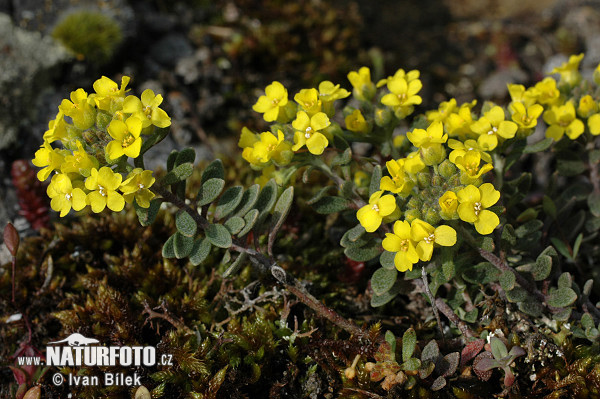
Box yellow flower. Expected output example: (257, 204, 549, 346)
(588, 113, 600, 135)
(448, 139, 492, 163)
(294, 88, 322, 116)
(291, 111, 330, 155)
(345, 109, 370, 134)
(60, 140, 99, 177)
(509, 102, 543, 130)
(357, 191, 396, 233)
(381, 75, 422, 117)
(407, 122, 447, 165)
(410, 219, 457, 261)
(32, 142, 69, 181)
(452, 150, 494, 185)
(122, 89, 171, 128)
(377, 68, 420, 87)
(85, 167, 125, 213)
(403, 151, 426, 174)
(438, 190, 458, 219)
(470, 106, 517, 151)
(106, 116, 143, 160)
(252, 81, 290, 122)
(426, 98, 457, 123)
(457, 183, 500, 235)
(543, 101, 584, 140)
(507, 84, 538, 107)
(59, 88, 96, 130)
(251, 130, 293, 165)
(318, 80, 350, 116)
(551, 53, 584, 86)
(92, 75, 130, 112)
(382, 220, 419, 272)
(445, 100, 477, 140)
(380, 159, 413, 196)
(533, 77, 560, 106)
(43, 111, 69, 143)
(577, 95, 598, 118)
(238, 126, 259, 149)
(354, 171, 369, 187)
(347, 66, 375, 101)
(120, 168, 156, 208)
(47, 173, 87, 217)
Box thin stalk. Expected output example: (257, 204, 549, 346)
(422, 266, 444, 340)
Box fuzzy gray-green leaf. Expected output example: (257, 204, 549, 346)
(234, 184, 260, 217)
(224, 217, 245, 235)
(369, 165, 382, 197)
(189, 238, 211, 266)
(197, 178, 225, 206)
(206, 224, 232, 248)
(237, 209, 259, 237)
(215, 186, 244, 220)
(344, 244, 380, 262)
(547, 287, 577, 308)
(162, 234, 176, 258)
(379, 251, 396, 270)
(176, 211, 197, 237)
(312, 196, 352, 214)
(222, 252, 248, 278)
(173, 232, 194, 259)
(402, 327, 417, 362)
(499, 270, 516, 291)
(255, 179, 278, 219)
(201, 159, 224, 183)
(162, 162, 194, 185)
(371, 268, 397, 296)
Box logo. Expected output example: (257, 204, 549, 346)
(48, 333, 100, 346)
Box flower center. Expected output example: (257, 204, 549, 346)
(397, 93, 407, 102)
(400, 239, 410, 252)
(138, 183, 145, 189)
(305, 126, 313, 139)
(423, 233, 435, 244)
(98, 185, 107, 197)
(371, 204, 379, 212)
(65, 193, 72, 201)
(122, 133, 135, 148)
(487, 126, 498, 135)
(144, 105, 152, 119)
(271, 98, 280, 106)
(474, 201, 482, 216)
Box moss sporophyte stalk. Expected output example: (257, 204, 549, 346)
(29, 52, 600, 395)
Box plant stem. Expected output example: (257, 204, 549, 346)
(435, 298, 475, 338)
(154, 186, 375, 340)
(422, 266, 444, 340)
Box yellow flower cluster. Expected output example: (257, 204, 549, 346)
(33, 76, 168, 216)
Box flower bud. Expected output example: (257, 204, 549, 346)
(95, 110, 112, 131)
(431, 175, 444, 187)
(407, 196, 422, 210)
(417, 172, 431, 188)
(438, 159, 457, 179)
(374, 107, 393, 127)
(420, 144, 446, 166)
(423, 208, 441, 225)
(404, 209, 421, 222)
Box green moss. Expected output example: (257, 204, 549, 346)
(52, 11, 123, 64)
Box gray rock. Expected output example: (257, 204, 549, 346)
(150, 34, 194, 67)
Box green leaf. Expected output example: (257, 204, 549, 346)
(581, 312, 595, 330)
(206, 224, 232, 248)
(547, 287, 577, 308)
(270, 186, 294, 235)
(490, 337, 508, 360)
(215, 186, 244, 220)
(176, 211, 197, 237)
(173, 232, 194, 259)
(189, 238, 211, 266)
(312, 196, 352, 214)
(421, 340, 439, 363)
(379, 251, 396, 270)
(306, 186, 335, 205)
(518, 301, 543, 317)
(402, 328, 417, 362)
(331, 148, 352, 166)
(462, 262, 500, 285)
(234, 184, 260, 217)
(340, 180, 355, 199)
(162, 234, 176, 258)
(166, 150, 178, 171)
(543, 195, 557, 219)
(174, 147, 196, 166)
(515, 220, 544, 238)
(402, 358, 421, 371)
(138, 127, 170, 163)
(224, 217, 245, 235)
(197, 178, 225, 207)
(254, 179, 278, 219)
(162, 162, 194, 185)
(385, 331, 397, 361)
(370, 283, 402, 307)
(222, 252, 248, 278)
(505, 287, 528, 303)
(550, 237, 572, 260)
(499, 270, 516, 291)
(238, 209, 259, 237)
(534, 254, 552, 280)
(516, 208, 538, 223)
(344, 244, 381, 262)
(201, 159, 225, 183)
(557, 155, 586, 176)
(369, 165, 382, 197)
(523, 137, 553, 153)
(572, 233, 583, 259)
(134, 198, 162, 226)
(371, 268, 397, 295)
(558, 272, 572, 289)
